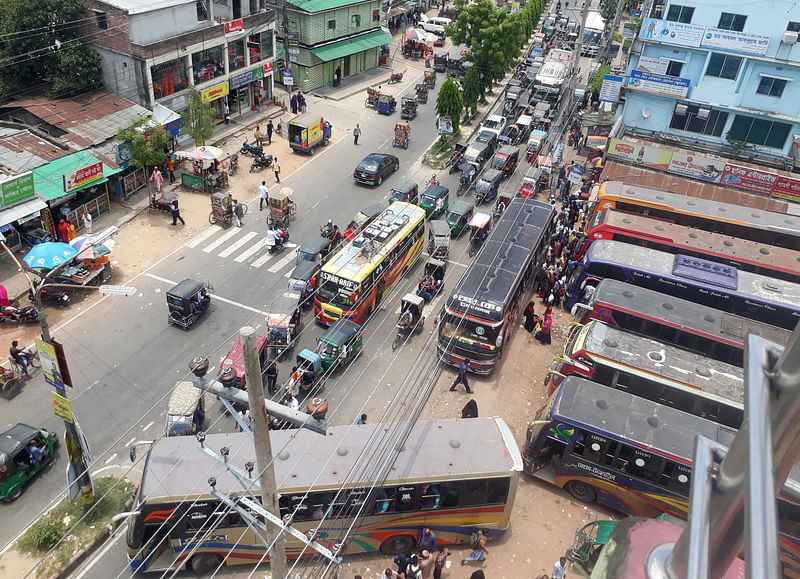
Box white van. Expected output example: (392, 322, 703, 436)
(420, 14, 452, 35)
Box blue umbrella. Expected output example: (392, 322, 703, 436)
(23, 242, 78, 270)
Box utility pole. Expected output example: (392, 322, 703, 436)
(241, 326, 289, 576)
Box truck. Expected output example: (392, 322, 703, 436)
(582, 10, 605, 57)
(288, 113, 332, 154)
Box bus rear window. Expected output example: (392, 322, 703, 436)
(440, 313, 499, 347)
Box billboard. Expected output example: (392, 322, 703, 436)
(637, 55, 669, 75)
(627, 70, 690, 97)
(667, 152, 724, 183)
(0, 172, 35, 208)
(63, 161, 103, 193)
(607, 139, 673, 171)
(773, 176, 800, 202)
(700, 28, 770, 56)
(720, 163, 778, 196)
(638, 18, 704, 47)
(599, 75, 624, 103)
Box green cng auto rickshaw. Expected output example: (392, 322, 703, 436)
(419, 184, 450, 219)
(389, 179, 419, 205)
(166, 381, 206, 437)
(316, 320, 363, 372)
(0, 423, 58, 501)
(446, 199, 475, 238)
(296, 236, 332, 266)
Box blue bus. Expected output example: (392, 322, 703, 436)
(564, 240, 800, 330)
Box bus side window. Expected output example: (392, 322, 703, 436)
(395, 485, 417, 512)
(439, 482, 461, 508)
(374, 487, 393, 514)
(285, 494, 313, 522)
(580, 434, 608, 464)
(661, 462, 691, 494)
(486, 477, 510, 504)
(332, 488, 367, 517)
(461, 479, 488, 507)
(420, 483, 441, 509)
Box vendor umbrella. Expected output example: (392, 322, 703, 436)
(23, 242, 77, 270)
(70, 235, 116, 260)
(190, 146, 226, 161)
(403, 28, 428, 42)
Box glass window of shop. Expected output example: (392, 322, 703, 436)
(228, 40, 246, 71)
(192, 46, 225, 84)
(247, 31, 273, 63)
(151, 58, 189, 99)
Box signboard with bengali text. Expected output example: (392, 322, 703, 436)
(627, 70, 690, 97)
(200, 81, 229, 103)
(63, 161, 103, 193)
(36, 338, 65, 395)
(51, 391, 73, 422)
(599, 75, 624, 103)
(638, 18, 704, 47)
(0, 172, 35, 208)
(667, 152, 724, 183)
(700, 28, 770, 56)
(636, 56, 669, 75)
(773, 176, 800, 202)
(607, 139, 673, 171)
(720, 163, 778, 196)
(224, 19, 244, 37)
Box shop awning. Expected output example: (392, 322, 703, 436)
(311, 29, 394, 62)
(33, 150, 123, 202)
(0, 197, 47, 227)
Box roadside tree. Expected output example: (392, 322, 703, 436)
(181, 88, 215, 146)
(117, 119, 169, 191)
(437, 78, 464, 134)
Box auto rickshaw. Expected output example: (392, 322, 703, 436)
(269, 189, 297, 229)
(491, 145, 519, 178)
(389, 179, 419, 205)
(288, 260, 318, 310)
(567, 520, 618, 574)
(296, 235, 332, 267)
(266, 291, 303, 360)
(419, 184, 449, 219)
(401, 94, 418, 120)
(417, 258, 446, 301)
(344, 203, 385, 239)
(447, 53, 464, 77)
(316, 320, 363, 372)
(527, 129, 547, 162)
(468, 211, 492, 257)
(366, 86, 380, 108)
(503, 86, 524, 115)
(493, 190, 514, 220)
(377, 93, 397, 115)
(166, 381, 206, 437)
(512, 114, 533, 145)
(392, 293, 425, 351)
(167, 279, 212, 329)
(287, 348, 323, 397)
(533, 101, 553, 129)
(427, 219, 451, 260)
(447, 141, 468, 173)
(220, 333, 269, 392)
(0, 423, 58, 501)
(415, 83, 428, 104)
(424, 70, 436, 88)
(475, 168, 503, 205)
(208, 191, 233, 227)
(446, 199, 475, 238)
(457, 161, 480, 195)
(393, 122, 411, 149)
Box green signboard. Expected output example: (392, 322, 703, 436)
(1, 173, 35, 208)
(181, 173, 204, 191)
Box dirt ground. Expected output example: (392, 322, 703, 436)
(340, 309, 616, 579)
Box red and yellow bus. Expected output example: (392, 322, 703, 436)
(588, 181, 800, 250)
(315, 202, 426, 325)
(579, 209, 800, 281)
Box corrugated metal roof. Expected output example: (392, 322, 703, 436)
(0, 128, 72, 174)
(289, 0, 372, 14)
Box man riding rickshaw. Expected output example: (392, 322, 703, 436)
(416, 258, 446, 301)
(468, 211, 492, 257)
(392, 293, 425, 351)
(401, 94, 418, 120)
(393, 122, 411, 149)
(266, 291, 302, 360)
(269, 188, 297, 229)
(366, 86, 380, 108)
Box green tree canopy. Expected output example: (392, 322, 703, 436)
(181, 88, 215, 146)
(462, 64, 481, 117)
(589, 65, 611, 92)
(436, 78, 464, 134)
(117, 118, 169, 172)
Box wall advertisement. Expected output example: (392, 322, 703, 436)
(638, 18, 704, 47)
(627, 70, 690, 97)
(773, 176, 800, 202)
(599, 75, 624, 103)
(63, 161, 103, 193)
(0, 172, 35, 208)
(200, 82, 229, 103)
(700, 28, 770, 56)
(606, 139, 673, 171)
(667, 152, 724, 183)
(636, 56, 669, 75)
(720, 163, 778, 195)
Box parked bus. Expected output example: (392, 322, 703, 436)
(316, 202, 426, 325)
(572, 279, 792, 367)
(548, 320, 744, 428)
(126, 417, 521, 573)
(581, 210, 800, 281)
(588, 181, 800, 250)
(523, 376, 800, 576)
(438, 199, 556, 374)
(564, 240, 800, 330)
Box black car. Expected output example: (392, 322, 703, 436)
(354, 153, 400, 186)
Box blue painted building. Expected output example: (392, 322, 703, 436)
(621, 1, 800, 161)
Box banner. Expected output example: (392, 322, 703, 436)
(599, 75, 624, 103)
(51, 391, 73, 422)
(36, 338, 66, 395)
(0, 172, 35, 208)
(229, 67, 263, 90)
(607, 139, 673, 171)
(773, 176, 800, 202)
(638, 18, 704, 47)
(720, 163, 778, 196)
(200, 81, 229, 103)
(627, 70, 690, 97)
(63, 161, 103, 193)
(636, 56, 669, 75)
(224, 19, 244, 37)
(700, 28, 770, 56)
(667, 152, 724, 183)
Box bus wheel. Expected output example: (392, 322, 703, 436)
(190, 553, 221, 574)
(565, 480, 597, 504)
(380, 534, 417, 555)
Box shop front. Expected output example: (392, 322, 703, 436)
(229, 66, 264, 115)
(0, 173, 48, 252)
(200, 81, 230, 121)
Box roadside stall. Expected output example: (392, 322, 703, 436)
(175, 146, 230, 193)
(49, 226, 119, 288)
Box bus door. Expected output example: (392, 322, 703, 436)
(524, 421, 570, 480)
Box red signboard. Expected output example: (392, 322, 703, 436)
(224, 19, 244, 37)
(264, 60, 273, 75)
(773, 176, 800, 202)
(720, 163, 777, 196)
(63, 161, 103, 193)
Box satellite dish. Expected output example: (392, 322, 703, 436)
(642, 107, 652, 119)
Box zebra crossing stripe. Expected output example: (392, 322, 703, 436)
(251, 249, 277, 268)
(219, 231, 258, 258)
(187, 226, 219, 248)
(266, 252, 296, 273)
(234, 238, 268, 263)
(203, 228, 241, 253)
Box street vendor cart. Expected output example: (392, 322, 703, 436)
(208, 191, 233, 227)
(393, 122, 411, 149)
(269, 188, 297, 229)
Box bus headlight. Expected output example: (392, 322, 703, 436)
(495, 335, 503, 348)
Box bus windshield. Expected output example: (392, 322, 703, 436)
(440, 313, 499, 349)
(317, 276, 357, 308)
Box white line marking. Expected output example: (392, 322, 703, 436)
(284, 270, 294, 278)
(145, 273, 267, 315)
(126, 437, 136, 447)
(72, 523, 127, 579)
(251, 250, 276, 269)
(187, 226, 220, 248)
(202, 228, 241, 253)
(104, 453, 118, 465)
(142, 421, 153, 431)
(219, 231, 258, 257)
(235, 238, 268, 262)
(267, 252, 296, 273)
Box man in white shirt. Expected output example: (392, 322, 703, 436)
(553, 556, 568, 579)
(259, 181, 269, 210)
(82, 210, 92, 233)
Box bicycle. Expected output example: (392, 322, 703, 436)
(8, 350, 40, 375)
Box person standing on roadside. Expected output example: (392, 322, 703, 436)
(254, 125, 263, 147)
(418, 550, 434, 579)
(266, 120, 274, 145)
(353, 123, 361, 145)
(171, 197, 185, 225)
(450, 358, 473, 394)
(150, 167, 164, 193)
(233, 198, 244, 227)
(273, 158, 281, 183)
(259, 181, 269, 210)
(265, 361, 278, 395)
(357, 413, 367, 424)
(82, 210, 93, 234)
(552, 556, 568, 579)
(433, 546, 451, 579)
(167, 157, 176, 183)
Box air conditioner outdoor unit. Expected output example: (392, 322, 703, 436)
(697, 108, 711, 120)
(675, 103, 688, 115)
(783, 31, 798, 44)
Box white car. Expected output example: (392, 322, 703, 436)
(479, 114, 507, 138)
(419, 14, 451, 35)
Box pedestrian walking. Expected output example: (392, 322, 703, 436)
(433, 546, 452, 579)
(394, 552, 412, 576)
(265, 361, 278, 395)
(167, 157, 176, 183)
(450, 358, 473, 394)
(419, 528, 437, 553)
(266, 119, 274, 144)
(150, 167, 164, 193)
(357, 413, 367, 424)
(67, 222, 76, 241)
(426, 50, 433, 68)
(298, 92, 307, 113)
(259, 181, 269, 210)
(273, 158, 281, 183)
(523, 300, 538, 333)
(171, 198, 185, 225)
(254, 125, 263, 147)
(353, 123, 361, 145)
(290, 93, 298, 114)
(233, 198, 244, 227)
(536, 308, 553, 344)
(82, 210, 93, 234)
(552, 556, 568, 579)
(57, 219, 70, 242)
(407, 554, 422, 579)
(462, 529, 487, 564)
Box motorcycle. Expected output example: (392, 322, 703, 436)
(388, 71, 404, 84)
(424, 174, 439, 189)
(266, 227, 290, 254)
(30, 287, 69, 306)
(250, 154, 274, 172)
(0, 304, 39, 323)
(228, 154, 239, 176)
(240, 141, 264, 156)
(150, 194, 172, 213)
